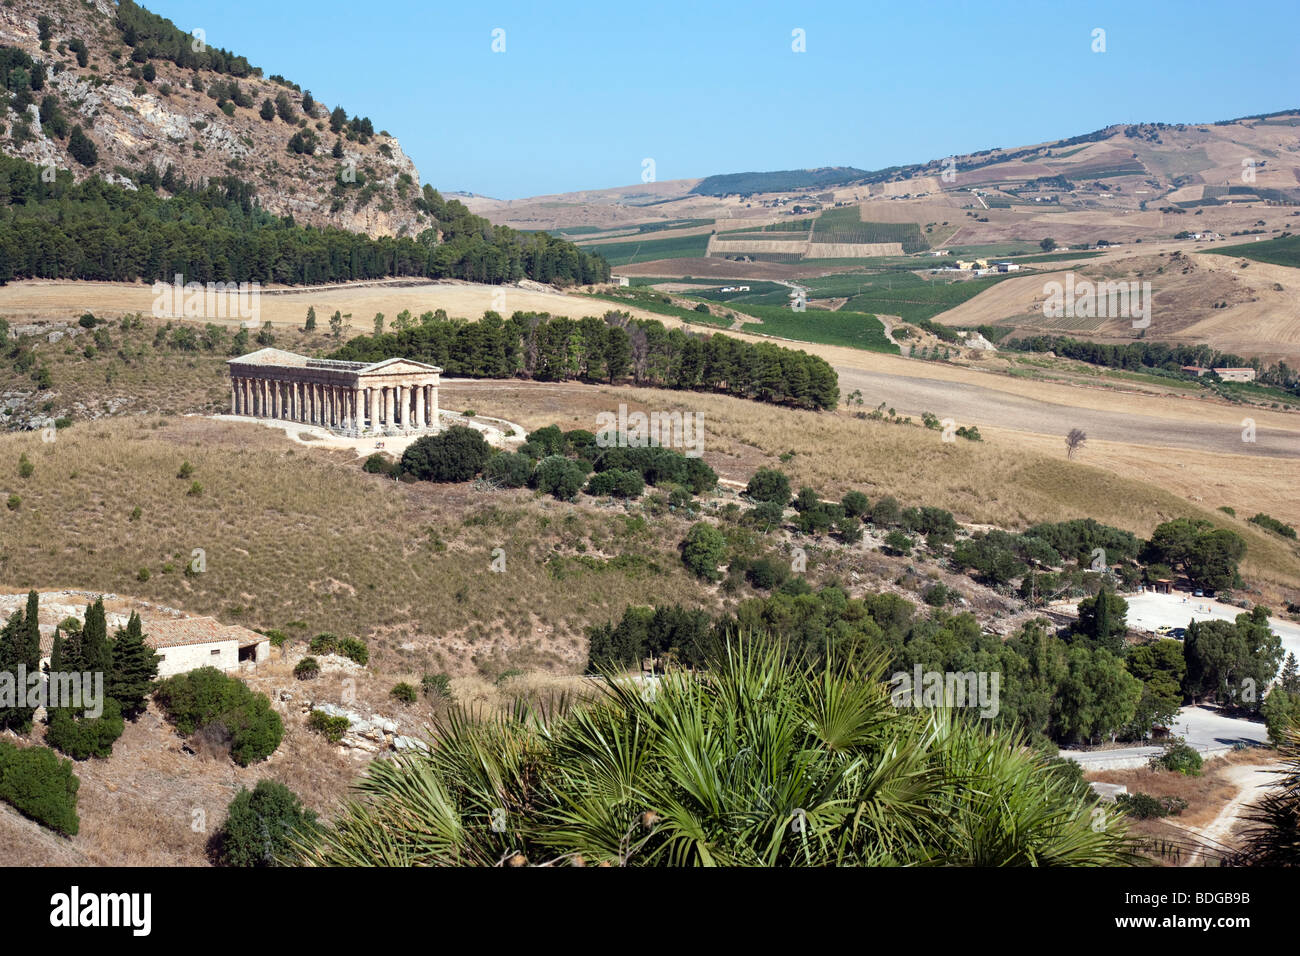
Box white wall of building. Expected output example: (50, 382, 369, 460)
(155, 641, 239, 678)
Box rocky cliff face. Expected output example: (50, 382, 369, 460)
(0, 0, 428, 238)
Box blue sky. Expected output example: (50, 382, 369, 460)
(144, 0, 1300, 198)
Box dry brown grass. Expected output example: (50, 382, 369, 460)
(0, 414, 722, 682)
(0, 278, 666, 334)
(441, 380, 1300, 597)
(1088, 750, 1280, 866)
(1090, 749, 1267, 829)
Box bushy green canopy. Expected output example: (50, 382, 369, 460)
(296, 638, 1137, 867)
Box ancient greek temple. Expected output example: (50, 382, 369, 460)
(226, 348, 442, 436)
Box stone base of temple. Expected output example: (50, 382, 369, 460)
(239, 416, 440, 439)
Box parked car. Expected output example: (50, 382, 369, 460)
(1170, 627, 1186, 640)
(1193, 590, 1204, 597)
(1155, 625, 1173, 635)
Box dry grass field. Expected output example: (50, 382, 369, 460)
(1088, 751, 1282, 866)
(440, 380, 1300, 598)
(5, 305, 1297, 576)
(938, 246, 1300, 365)
(0, 278, 667, 333)
(0, 414, 738, 679)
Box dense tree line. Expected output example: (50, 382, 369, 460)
(115, 0, 256, 77)
(0, 156, 608, 288)
(589, 582, 1280, 748)
(331, 310, 839, 409)
(1005, 334, 1299, 391)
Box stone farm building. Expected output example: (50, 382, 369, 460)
(227, 348, 443, 437)
(37, 616, 270, 678)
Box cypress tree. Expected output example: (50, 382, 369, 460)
(59, 621, 82, 673)
(79, 598, 112, 679)
(0, 591, 42, 730)
(49, 628, 63, 674)
(109, 612, 159, 719)
(12, 590, 41, 729)
(0, 612, 24, 730)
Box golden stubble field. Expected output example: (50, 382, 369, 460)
(936, 247, 1300, 365)
(0, 278, 667, 333)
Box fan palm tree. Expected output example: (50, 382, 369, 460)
(295, 636, 1139, 866)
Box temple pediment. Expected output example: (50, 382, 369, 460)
(359, 358, 444, 376)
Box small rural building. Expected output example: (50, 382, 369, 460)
(144, 618, 271, 677)
(994, 261, 1020, 272)
(1213, 367, 1256, 382)
(1181, 365, 1209, 377)
(37, 616, 270, 678)
(610, 275, 630, 287)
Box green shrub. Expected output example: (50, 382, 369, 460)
(309, 633, 339, 655)
(745, 556, 789, 591)
(841, 491, 870, 517)
(400, 426, 491, 482)
(482, 452, 534, 488)
(923, 582, 952, 607)
(422, 673, 453, 701)
(0, 740, 79, 836)
(6, 494, 20, 511)
(533, 455, 586, 501)
(1116, 791, 1188, 819)
(746, 500, 786, 531)
(390, 682, 418, 704)
(153, 667, 283, 766)
(526, 425, 566, 456)
(682, 522, 727, 581)
(883, 530, 912, 556)
(177, 460, 194, 479)
(362, 452, 396, 476)
(293, 657, 320, 680)
(307, 709, 350, 743)
(745, 468, 791, 506)
(215, 779, 317, 866)
(793, 487, 821, 513)
(586, 468, 645, 499)
(264, 629, 287, 648)
(338, 637, 369, 666)
(45, 699, 125, 760)
(870, 496, 901, 527)
(1248, 513, 1297, 539)
(835, 516, 863, 545)
(794, 506, 834, 536)
(1150, 742, 1202, 776)
(18, 454, 33, 479)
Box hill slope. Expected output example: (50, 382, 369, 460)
(0, 0, 424, 237)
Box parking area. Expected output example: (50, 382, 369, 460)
(1120, 591, 1300, 664)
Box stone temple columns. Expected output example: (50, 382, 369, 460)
(227, 352, 443, 438)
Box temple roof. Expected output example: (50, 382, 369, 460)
(228, 349, 442, 375)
